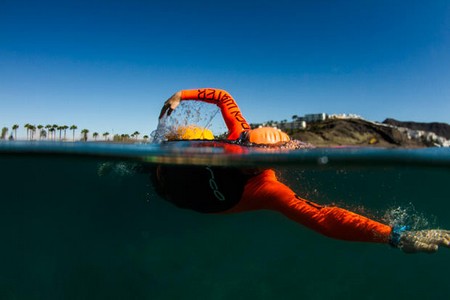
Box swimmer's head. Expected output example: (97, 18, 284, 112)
(166, 125, 214, 141)
(240, 127, 290, 145)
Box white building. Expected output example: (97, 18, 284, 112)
(328, 113, 362, 120)
(290, 120, 306, 130)
(304, 113, 327, 122)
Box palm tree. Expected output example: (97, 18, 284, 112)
(57, 126, 64, 141)
(62, 125, 69, 140)
(103, 132, 110, 141)
(143, 135, 149, 142)
(24, 123, 31, 140)
(81, 129, 89, 142)
(37, 125, 44, 140)
(70, 125, 77, 142)
(49, 127, 55, 140)
(133, 131, 140, 140)
(45, 125, 52, 140)
(52, 125, 58, 141)
(40, 129, 47, 140)
(93, 132, 99, 141)
(12, 124, 19, 140)
(29, 125, 36, 140)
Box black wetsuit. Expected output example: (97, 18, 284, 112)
(153, 165, 253, 213)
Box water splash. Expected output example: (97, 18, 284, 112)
(97, 162, 140, 177)
(382, 203, 436, 230)
(151, 101, 224, 143)
(149, 101, 315, 151)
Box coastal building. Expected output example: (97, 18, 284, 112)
(397, 127, 450, 147)
(328, 113, 362, 120)
(304, 113, 327, 122)
(286, 120, 306, 130)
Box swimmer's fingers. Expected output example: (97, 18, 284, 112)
(432, 230, 450, 249)
(407, 240, 438, 254)
(399, 230, 450, 254)
(159, 91, 182, 119)
(419, 230, 450, 248)
(398, 232, 437, 253)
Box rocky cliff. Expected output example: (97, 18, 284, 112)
(290, 119, 440, 147)
(382, 118, 450, 139)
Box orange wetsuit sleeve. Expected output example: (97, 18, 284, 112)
(225, 170, 392, 243)
(181, 88, 251, 140)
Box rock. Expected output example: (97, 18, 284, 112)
(290, 119, 429, 148)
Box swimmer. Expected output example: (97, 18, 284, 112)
(156, 88, 450, 254)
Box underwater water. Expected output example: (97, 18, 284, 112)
(0, 142, 449, 299)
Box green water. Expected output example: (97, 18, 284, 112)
(1, 143, 449, 299)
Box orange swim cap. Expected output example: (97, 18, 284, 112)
(246, 127, 290, 145)
(167, 125, 214, 140)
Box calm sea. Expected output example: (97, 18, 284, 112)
(1, 142, 449, 299)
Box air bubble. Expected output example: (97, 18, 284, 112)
(318, 156, 329, 165)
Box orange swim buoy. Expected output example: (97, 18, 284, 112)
(246, 127, 290, 145)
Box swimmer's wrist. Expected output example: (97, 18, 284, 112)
(389, 225, 410, 248)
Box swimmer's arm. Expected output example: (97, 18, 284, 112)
(266, 187, 450, 253)
(293, 202, 450, 253)
(283, 196, 394, 244)
(228, 170, 450, 253)
(159, 88, 250, 140)
(230, 170, 393, 244)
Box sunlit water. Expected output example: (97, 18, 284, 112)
(1, 142, 449, 299)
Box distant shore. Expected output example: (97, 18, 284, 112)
(3, 118, 449, 148)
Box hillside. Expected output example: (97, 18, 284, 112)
(383, 118, 450, 139)
(290, 119, 431, 147)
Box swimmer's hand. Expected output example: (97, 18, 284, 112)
(159, 91, 182, 119)
(396, 229, 450, 254)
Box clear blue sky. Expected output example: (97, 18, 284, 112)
(1, 0, 449, 139)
